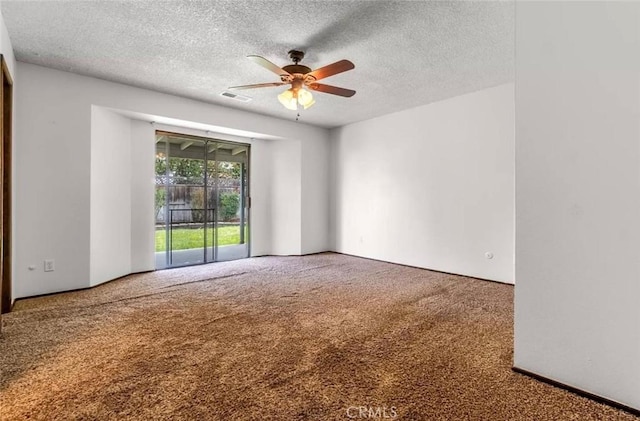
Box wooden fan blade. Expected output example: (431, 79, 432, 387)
(307, 60, 355, 81)
(229, 82, 288, 90)
(308, 83, 356, 97)
(247, 55, 291, 77)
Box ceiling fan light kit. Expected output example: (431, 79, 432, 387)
(230, 49, 355, 111)
(278, 87, 315, 110)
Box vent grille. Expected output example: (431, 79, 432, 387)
(220, 91, 252, 102)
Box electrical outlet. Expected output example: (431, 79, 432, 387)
(44, 259, 55, 272)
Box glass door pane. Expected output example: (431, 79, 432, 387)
(155, 139, 168, 269)
(155, 132, 249, 269)
(168, 154, 206, 267)
(205, 144, 217, 263)
(215, 146, 249, 262)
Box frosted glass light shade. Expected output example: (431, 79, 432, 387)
(278, 89, 298, 110)
(278, 87, 316, 110)
(297, 89, 315, 109)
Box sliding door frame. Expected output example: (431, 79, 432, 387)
(155, 130, 251, 268)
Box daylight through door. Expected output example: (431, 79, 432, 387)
(154, 131, 249, 269)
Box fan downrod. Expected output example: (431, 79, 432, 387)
(288, 50, 305, 64)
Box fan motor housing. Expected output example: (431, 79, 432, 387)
(282, 64, 312, 75)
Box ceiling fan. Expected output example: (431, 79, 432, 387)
(229, 50, 356, 111)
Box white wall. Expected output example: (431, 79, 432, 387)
(0, 9, 15, 79)
(247, 137, 272, 257)
(90, 107, 131, 286)
(515, 2, 640, 410)
(130, 119, 156, 273)
(331, 83, 514, 283)
(15, 70, 91, 297)
(301, 136, 330, 254)
(269, 138, 302, 255)
(15, 62, 330, 298)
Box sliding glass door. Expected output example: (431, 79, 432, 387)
(155, 132, 249, 269)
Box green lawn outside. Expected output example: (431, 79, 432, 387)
(155, 225, 247, 252)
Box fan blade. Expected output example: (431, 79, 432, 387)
(247, 55, 291, 77)
(306, 60, 355, 81)
(308, 83, 356, 97)
(229, 82, 288, 90)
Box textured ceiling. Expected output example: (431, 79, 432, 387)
(1, 1, 514, 129)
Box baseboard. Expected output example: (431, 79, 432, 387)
(13, 270, 155, 304)
(334, 251, 514, 286)
(512, 366, 640, 416)
(13, 285, 91, 302)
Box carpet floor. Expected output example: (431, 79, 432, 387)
(0, 253, 636, 420)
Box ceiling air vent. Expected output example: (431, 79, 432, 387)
(220, 91, 252, 102)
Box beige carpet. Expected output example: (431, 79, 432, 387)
(0, 253, 636, 420)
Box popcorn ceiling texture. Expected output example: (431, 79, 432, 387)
(1, 253, 637, 420)
(1, 0, 514, 128)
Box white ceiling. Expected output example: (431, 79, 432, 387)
(1, 0, 514, 129)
